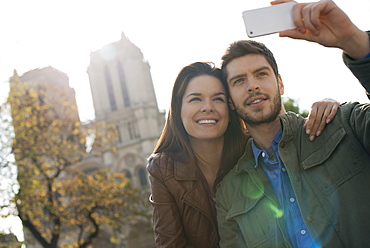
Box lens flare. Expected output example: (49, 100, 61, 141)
(242, 176, 264, 199)
(268, 202, 284, 218)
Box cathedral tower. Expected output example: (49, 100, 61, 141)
(87, 33, 165, 188)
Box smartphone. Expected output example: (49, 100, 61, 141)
(242, 2, 296, 38)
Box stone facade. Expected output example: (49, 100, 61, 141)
(84, 33, 164, 247)
(11, 33, 164, 247)
(86, 33, 165, 189)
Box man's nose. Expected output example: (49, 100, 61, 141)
(247, 80, 260, 93)
(247, 83, 261, 93)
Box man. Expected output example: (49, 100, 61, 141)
(216, 0, 370, 247)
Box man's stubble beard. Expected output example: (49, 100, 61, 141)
(235, 90, 282, 127)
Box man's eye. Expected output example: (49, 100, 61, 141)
(233, 78, 244, 85)
(257, 72, 268, 77)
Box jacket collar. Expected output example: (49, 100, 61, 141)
(233, 112, 301, 175)
(234, 138, 256, 174)
(173, 157, 217, 228)
(174, 159, 200, 181)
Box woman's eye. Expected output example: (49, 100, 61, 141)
(214, 97, 226, 102)
(189, 97, 201, 102)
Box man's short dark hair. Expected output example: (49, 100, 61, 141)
(221, 40, 279, 81)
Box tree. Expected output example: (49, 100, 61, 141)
(1, 71, 151, 248)
(0, 103, 15, 186)
(0, 102, 19, 239)
(283, 97, 309, 117)
(0, 232, 22, 247)
(61, 169, 151, 248)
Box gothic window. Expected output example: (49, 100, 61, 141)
(138, 168, 148, 186)
(128, 119, 140, 140)
(123, 170, 132, 179)
(104, 66, 117, 111)
(117, 61, 131, 107)
(116, 124, 122, 143)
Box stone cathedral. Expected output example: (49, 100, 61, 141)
(83, 33, 165, 189)
(13, 33, 164, 247)
(82, 33, 166, 247)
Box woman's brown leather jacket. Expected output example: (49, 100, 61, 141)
(147, 152, 219, 248)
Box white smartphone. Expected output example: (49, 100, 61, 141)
(242, 2, 296, 38)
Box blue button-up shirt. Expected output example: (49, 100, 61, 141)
(252, 128, 315, 248)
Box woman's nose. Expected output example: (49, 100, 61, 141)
(201, 101, 214, 112)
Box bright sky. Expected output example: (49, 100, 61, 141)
(0, 0, 369, 241)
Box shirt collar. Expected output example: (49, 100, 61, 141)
(251, 128, 283, 168)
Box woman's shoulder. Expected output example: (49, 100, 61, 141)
(147, 152, 176, 175)
(148, 152, 173, 164)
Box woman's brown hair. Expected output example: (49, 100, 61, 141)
(153, 62, 249, 188)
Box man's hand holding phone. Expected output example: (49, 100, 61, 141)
(272, 0, 370, 60)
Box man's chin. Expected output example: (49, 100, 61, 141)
(242, 113, 279, 127)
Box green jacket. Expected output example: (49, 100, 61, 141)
(343, 31, 370, 99)
(216, 53, 370, 247)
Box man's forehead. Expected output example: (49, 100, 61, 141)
(226, 54, 273, 80)
(226, 54, 271, 74)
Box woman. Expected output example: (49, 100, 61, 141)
(147, 62, 338, 248)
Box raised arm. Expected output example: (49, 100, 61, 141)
(343, 32, 370, 99)
(272, 0, 370, 60)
